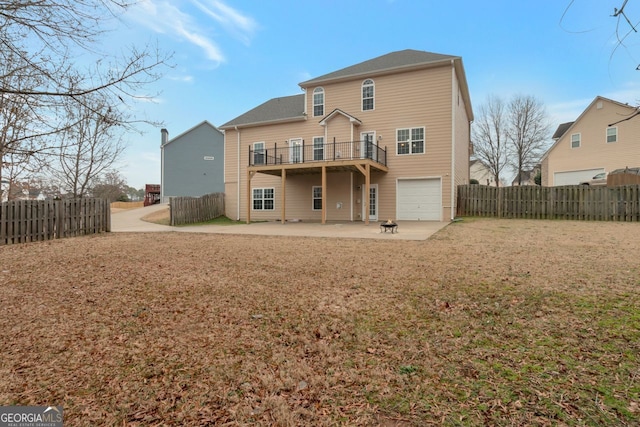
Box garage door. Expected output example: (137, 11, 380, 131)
(397, 178, 441, 221)
(554, 168, 604, 186)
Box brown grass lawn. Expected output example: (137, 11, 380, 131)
(1, 219, 639, 426)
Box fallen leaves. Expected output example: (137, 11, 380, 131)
(0, 220, 639, 425)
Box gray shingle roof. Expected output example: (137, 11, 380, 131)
(220, 94, 305, 129)
(300, 49, 458, 86)
(552, 121, 574, 140)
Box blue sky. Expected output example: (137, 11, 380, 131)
(111, 0, 640, 189)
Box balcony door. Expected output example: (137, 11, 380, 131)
(360, 131, 376, 160)
(290, 138, 303, 163)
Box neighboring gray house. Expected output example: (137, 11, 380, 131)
(160, 121, 225, 202)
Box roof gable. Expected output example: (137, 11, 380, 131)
(318, 109, 362, 126)
(163, 120, 223, 147)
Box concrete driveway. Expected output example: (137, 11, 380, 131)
(111, 204, 449, 241)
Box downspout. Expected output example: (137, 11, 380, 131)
(160, 145, 164, 203)
(450, 60, 456, 221)
(236, 125, 241, 220)
(160, 128, 168, 203)
(350, 172, 353, 221)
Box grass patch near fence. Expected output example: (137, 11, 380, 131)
(140, 206, 170, 225)
(1, 219, 639, 425)
(141, 207, 256, 227)
(175, 215, 247, 227)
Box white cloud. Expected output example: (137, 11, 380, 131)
(174, 20, 225, 62)
(167, 74, 194, 83)
(135, 95, 164, 104)
(125, 0, 225, 64)
(191, 0, 258, 45)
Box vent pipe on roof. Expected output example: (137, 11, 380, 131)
(161, 128, 169, 146)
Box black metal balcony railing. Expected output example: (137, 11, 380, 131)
(249, 139, 387, 167)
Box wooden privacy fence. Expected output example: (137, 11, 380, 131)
(0, 198, 111, 245)
(170, 192, 225, 226)
(608, 172, 640, 187)
(457, 184, 640, 221)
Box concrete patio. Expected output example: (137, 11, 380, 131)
(110, 203, 450, 241)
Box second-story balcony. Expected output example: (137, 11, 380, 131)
(248, 139, 387, 175)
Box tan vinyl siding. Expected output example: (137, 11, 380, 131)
(369, 67, 453, 220)
(545, 99, 640, 186)
(277, 173, 352, 221)
(325, 114, 353, 144)
(541, 157, 550, 187)
(453, 79, 472, 218)
(225, 182, 238, 220)
(223, 128, 239, 219)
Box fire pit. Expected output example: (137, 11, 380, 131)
(380, 219, 398, 233)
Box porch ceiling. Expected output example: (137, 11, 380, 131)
(248, 159, 389, 177)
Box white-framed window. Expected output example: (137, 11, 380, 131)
(312, 186, 322, 210)
(607, 127, 618, 143)
(313, 87, 324, 117)
(362, 79, 374, 111)
(396, 127, 425, 155)
(313, 136, 324, 160)
(253, 141, 265, 165)
(571, 133, 580, 148)
(252, 188, 274, 210)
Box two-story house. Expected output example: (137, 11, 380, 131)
(220, 49, 473, 223)
(541, 96, 640, 186)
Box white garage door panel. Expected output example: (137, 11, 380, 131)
(554, 169, 604, 186)
(397, 179, 441, 221)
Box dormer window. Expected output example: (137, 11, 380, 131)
(362, 79, 374, 111)
(313, 87, 324, 117)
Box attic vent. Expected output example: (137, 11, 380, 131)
(597, 101, 603, 109)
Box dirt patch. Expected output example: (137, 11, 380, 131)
(0, 218, 639, 425)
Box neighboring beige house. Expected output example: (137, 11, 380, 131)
(541, 96, 640, 186)
(511, 166, 540, 186)
(220, 49, 473, 223)
(470, 159, 498, 186)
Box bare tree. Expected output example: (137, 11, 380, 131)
(0, 0, 170, 155)
(472, 96, 509, 187)
(91, 170, 128, 201)
(0, 49, 46, 200)
(51, 93, 125, 198)
(561, 0, 640, 70)
(507, 95, 551, 185)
